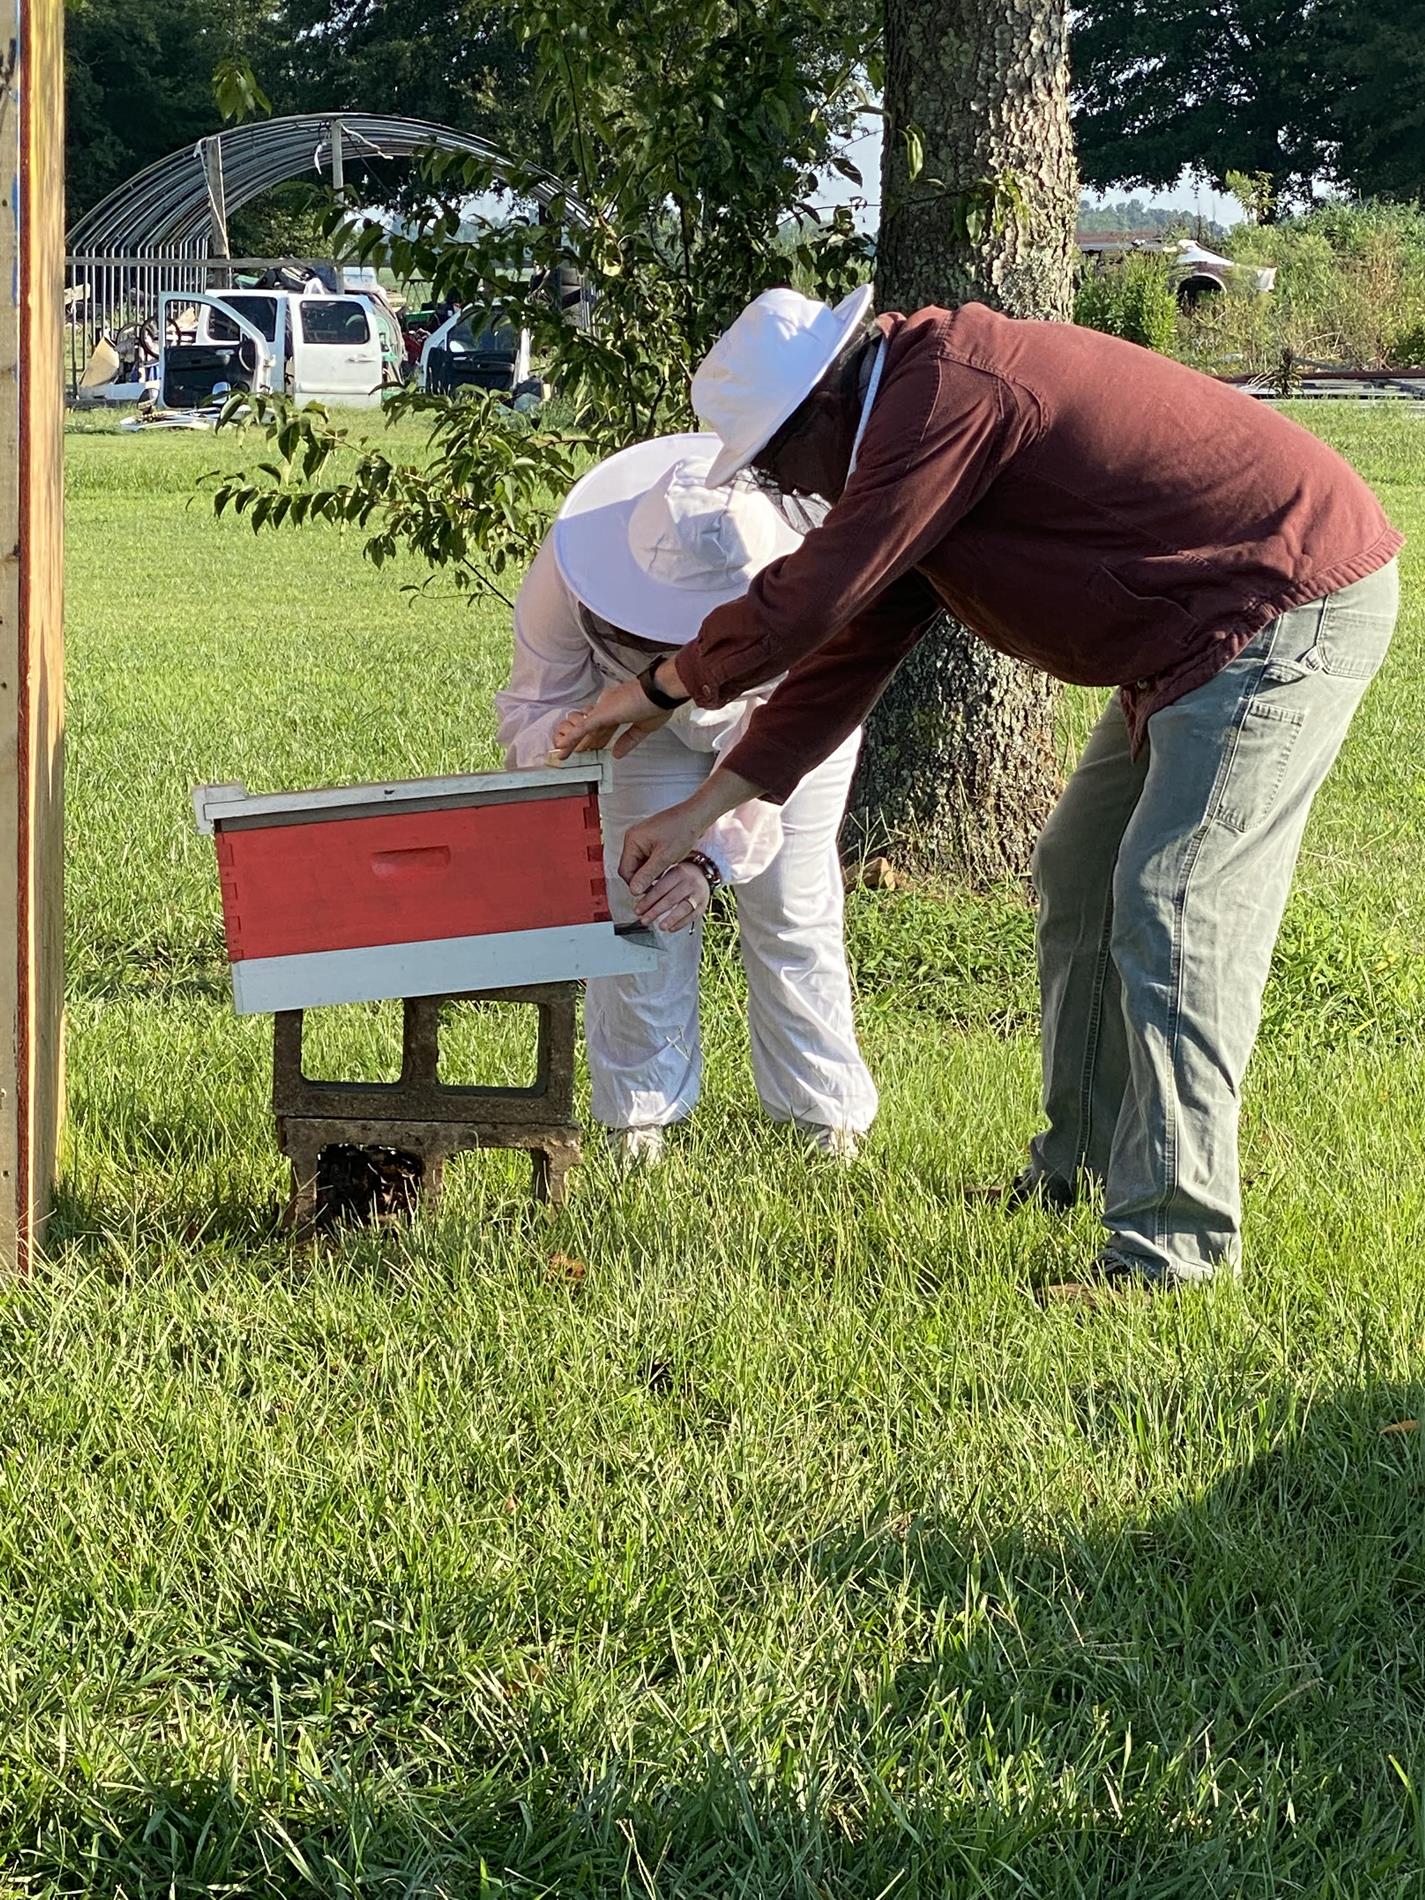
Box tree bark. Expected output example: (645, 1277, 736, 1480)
(846, 0, 1077, 881)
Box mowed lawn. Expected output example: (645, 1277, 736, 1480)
(4, 404, 1423, 1895)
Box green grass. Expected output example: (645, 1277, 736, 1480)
(6, 401, 1424, 1895)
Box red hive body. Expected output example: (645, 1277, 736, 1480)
(194, 762, 658, 1015)
(215, 789, 609, 961)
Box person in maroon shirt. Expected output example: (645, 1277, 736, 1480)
(555, 288, 1401, 1296)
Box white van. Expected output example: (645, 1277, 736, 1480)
(158, 286, 403, 411)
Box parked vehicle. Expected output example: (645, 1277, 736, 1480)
(74, 318, 163, 406)
(157, 284, 406, 410)
(1166, 240, 1276, 307)
(414, 307, 544, 404)
(74, 275, 550, 416)
(1078, 237, 1276, 310)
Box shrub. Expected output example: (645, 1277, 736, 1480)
(1179, 200, 1425, 373)
(1074, 252, 1180, 354)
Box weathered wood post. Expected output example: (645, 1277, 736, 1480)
(1, 0, 65, 1265)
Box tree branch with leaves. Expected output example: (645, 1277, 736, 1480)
(211, 391, 581, 607)
(211, 0, 874, 587)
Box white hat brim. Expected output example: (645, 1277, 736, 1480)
(552, 432, 802, 643)
(702, 283, 875, 486)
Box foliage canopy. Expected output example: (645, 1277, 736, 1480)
(216, 0, 873, 595)
(1072, 0, 1425, 211)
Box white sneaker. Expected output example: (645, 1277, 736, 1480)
(798, 1123, 861, 1163)
(606, 1125, 667, 1167)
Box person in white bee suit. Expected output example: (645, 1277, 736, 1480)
(495, 432, 878, 1163)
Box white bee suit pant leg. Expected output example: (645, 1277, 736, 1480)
(584, 724, 876, 1135)
(733, 729, 878, 1135)
(585, 728, 714, 1130)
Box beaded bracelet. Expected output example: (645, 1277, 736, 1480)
(684, 849, 723, 894)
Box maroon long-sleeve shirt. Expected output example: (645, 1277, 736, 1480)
(675, 305, 1402, 802)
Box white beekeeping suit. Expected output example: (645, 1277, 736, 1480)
(496, 434, 877, 1154)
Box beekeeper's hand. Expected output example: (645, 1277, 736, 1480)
(550, 680, 673, 760)
(633, 861, 711, 933)
(621, 767, 762, 894)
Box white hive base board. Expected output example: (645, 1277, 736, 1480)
(229, 921, 661, 1015)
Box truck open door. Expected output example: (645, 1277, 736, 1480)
(158, 293, 282, 410)
(418, 309, 536, 399)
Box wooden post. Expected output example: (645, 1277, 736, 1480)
(1, 0, 65, 1266)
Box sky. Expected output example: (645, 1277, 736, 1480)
(450, 111, 1242, 247)
(812, 113, 1242, 231)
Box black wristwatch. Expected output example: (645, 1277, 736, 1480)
(637, 656, 688, 712)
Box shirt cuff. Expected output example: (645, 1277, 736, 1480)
(673, 642, 769, 711)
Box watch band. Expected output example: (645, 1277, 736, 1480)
(637, 656, 687, 712)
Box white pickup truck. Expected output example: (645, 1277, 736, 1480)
(157, 284, 406, 411)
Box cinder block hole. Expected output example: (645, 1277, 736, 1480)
(299, 1001, 405, 1083)
(436, 1001, 541, 1089)
(313, 1143, 422, 1229)
(438, 1144, 536, 1209)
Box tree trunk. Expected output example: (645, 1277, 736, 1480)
(846, 0, 1077, 881)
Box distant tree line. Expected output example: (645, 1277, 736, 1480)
(1076, 198, 1228, 240)
(64, 0, 540, 223)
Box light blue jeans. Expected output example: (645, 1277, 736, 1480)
(1029, 561, 1398, 1282)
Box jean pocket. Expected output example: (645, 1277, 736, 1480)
(1210, 699, 1306, 834)
(1265, 576, 1397, 685)
(1314, 609, 1395, 681)
(1262, 621, 1393, 686)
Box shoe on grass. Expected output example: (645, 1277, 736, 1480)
(1037, 1249, 1167, 1306)
(606, 1125, 667, 1167)
(797, 1122, 860, 1163)
(964, 1167, 1076, 1212)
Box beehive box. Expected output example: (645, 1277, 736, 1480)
(194, 756, 658, 1014)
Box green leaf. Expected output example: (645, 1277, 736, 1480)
(903, 124, 925, 184)
(213, 57, 271, 126)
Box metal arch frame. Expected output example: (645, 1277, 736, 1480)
(68, 112, 591, 255)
